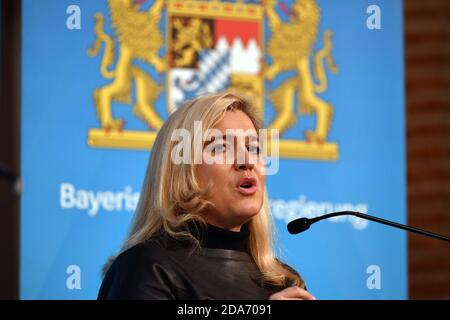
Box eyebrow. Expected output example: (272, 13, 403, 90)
(203, 133, 259, 147)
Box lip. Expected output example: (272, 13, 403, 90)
(235, 177, 257, 195)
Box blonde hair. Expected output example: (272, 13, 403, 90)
(107, 92, 303, 288)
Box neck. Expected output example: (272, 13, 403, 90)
(201, 215, 245, 232)
(207, 222, 242, 232)
(187, 220, 250, 253)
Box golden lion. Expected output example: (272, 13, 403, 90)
(265, 0, 338, 143)
(88, 0, 166, 132)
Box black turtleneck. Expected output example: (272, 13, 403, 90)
(98, 219, 291, 300)
(187, 220, 250, 253)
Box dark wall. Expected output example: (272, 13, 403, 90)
(0, 0, 21, 300)
(405, 0, 450, 299)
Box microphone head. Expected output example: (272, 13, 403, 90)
(287, 218, 311, 234)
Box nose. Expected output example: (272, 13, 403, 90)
(233, 147, 255, 171)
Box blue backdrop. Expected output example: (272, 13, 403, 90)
(21, 0, 406, 299)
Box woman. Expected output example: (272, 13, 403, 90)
(98, 92, 314, 300)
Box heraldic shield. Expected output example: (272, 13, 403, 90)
(87, 0, 338, 161)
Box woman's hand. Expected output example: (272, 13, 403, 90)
(269, 286, 316, 300)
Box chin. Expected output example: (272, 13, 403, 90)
(235, 203, 262, 218)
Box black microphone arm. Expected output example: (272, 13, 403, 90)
(287, 211, 450, 243)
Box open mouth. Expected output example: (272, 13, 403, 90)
(236, 177, 257, 195)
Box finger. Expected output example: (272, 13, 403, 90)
(283, 286, 316, 300)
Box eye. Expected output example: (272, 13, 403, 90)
(213, 143, 227, 153)
(248, 145, 260, 154)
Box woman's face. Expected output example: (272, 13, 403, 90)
(196, 110, 266, 231)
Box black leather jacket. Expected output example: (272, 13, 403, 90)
(98, 225, 293, 300)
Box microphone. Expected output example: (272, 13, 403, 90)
(287, 211, 450, 243)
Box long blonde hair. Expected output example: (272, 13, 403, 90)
(109, 92, 303, 287)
